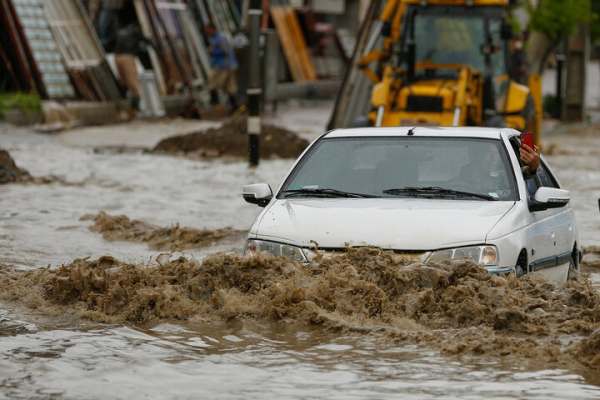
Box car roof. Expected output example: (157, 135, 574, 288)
(324, 126, 520, 140)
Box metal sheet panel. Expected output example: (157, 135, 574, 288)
(43, 0, 122, 101)
(43, 0, 104, 68)
(11, 0, 74, 98)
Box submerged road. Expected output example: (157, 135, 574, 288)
(1, 106, 599, 399)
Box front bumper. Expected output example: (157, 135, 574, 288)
(305, 248, 514, 275)
(247, 239, 515, 276)
(484, 265, 515, 275)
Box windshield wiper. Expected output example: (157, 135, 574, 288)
(280, 188, 377, 199)
(382, 186, 497, 201)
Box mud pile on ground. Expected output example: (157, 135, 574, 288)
(1, 248, 599, 376)
(0, 149, 31, 184)
(152, 115, 308, 159)
(81, 212, 244, 251)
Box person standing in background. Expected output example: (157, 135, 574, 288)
(205, 24, 239, 113)
(96, 0, 125, 52)
(509, 34, 528, 85)
(114, 24, 155, 112)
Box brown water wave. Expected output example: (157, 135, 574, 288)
(1, 248, 598, 378)
(584, 246, 600, 255)
(583, 246, 600, 271)
(81, 211, 246, 251)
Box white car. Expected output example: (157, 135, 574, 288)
(242, 127, 580, 284)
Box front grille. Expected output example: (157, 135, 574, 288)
(304, 248, 427, 263)
(406, 95, 444, 112)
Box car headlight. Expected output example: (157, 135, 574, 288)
(426, 245, 498, 266)
(245, 239, 307, 262)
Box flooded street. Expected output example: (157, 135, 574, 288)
(0, 124, 290, 268)
(544, 131, 600, 247)
(1, 104, 600, 399)
(3, 322, 600, 400)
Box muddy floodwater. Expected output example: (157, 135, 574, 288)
(1, 111, 600, 399)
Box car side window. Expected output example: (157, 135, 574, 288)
(524, 175, 539, 199)
(536, 161, 559, 188)
(524, 161, 561, 200)
(523, 162, 560, 202)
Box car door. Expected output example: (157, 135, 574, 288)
(524, 160, 572, 279)
(502, 135, 556, 272)
(537, 159, 575, 265)
(523, 171, 558, 271)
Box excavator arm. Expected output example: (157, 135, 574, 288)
(357, 0, 406, 83)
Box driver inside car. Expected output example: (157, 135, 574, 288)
(508, 138, 541, 198)
(520, 143, 540, 176)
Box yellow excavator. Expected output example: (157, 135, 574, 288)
(343, 0, 542, 142)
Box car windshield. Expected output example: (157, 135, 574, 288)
(280, 137, 517, 201)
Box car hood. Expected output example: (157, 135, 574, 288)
(252, 198, 515, 250)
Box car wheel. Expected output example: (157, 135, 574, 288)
(515, 251, 527, 278)
(515, 263, 525, 278)
(567, 251, 579, 281)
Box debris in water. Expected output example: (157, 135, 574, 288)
(1, 248, 599, 376)
(573, 329, 600, 369)
(81, 211, 245, 251)
(583, 260, 600, 271)
(152, 115, 309, 159)
(582, 246, 600, 271)
(584, 246, 600, 255)
(0, 148, 88, 186)
(0, 148, 32, 184)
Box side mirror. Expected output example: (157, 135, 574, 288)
(243, 183, 273, 207)
(529, 187, 570, 212)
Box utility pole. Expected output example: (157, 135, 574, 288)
(247, 0, 262, 167)
(563, 24, 589, 122)
(555, 46, 565, 119)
